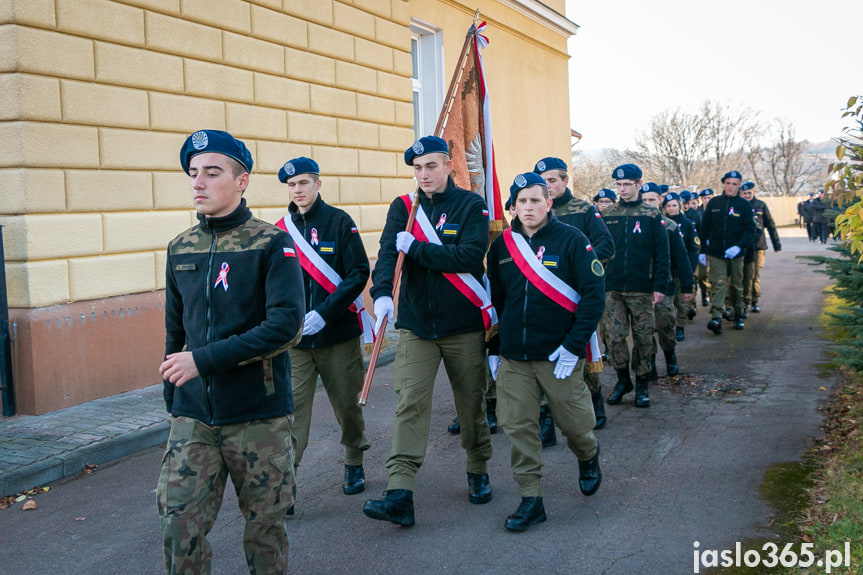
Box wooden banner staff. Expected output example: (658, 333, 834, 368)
(357, 11, 481, 407)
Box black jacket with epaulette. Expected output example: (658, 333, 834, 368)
(661, 215, 694, 296)
(283, 195, 370, 349)
(371, 177, 489, 339)
(601, 198, 670, 294)
(699, 194, 757, 258)
(669, 212, 701, 274)
(750, 198, 781, 252)
(164, 199, 305, 425)
(551, 189, 615, 262)
(487, 216, 605, 360)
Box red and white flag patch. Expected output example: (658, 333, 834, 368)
(283, 247, 296, 257)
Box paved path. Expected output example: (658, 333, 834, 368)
(0, 231, 840, 574)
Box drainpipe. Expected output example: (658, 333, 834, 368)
(0, 226, 15, 416)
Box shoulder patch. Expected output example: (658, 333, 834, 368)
(591, 259, 605, 277)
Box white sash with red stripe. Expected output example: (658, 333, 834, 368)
(401, 194, 497, 331)
(277, 216, 374, 344)
(502, 228, 600, 364)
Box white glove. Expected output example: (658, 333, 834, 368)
(488, 355, 500, 381)
(396, 231, 416, 254)
(548, 345, 579, 380)
(373, 296, 394, 333)
(301, 310, 326, 336)
(724, 245, 741, 259)
(698, 254, 707, 267)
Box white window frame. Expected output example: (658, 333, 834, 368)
(410, 20, 445, 140)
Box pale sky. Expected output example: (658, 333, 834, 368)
(565, 0, 860, 151)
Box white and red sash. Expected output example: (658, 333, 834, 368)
(502, 228, 601, 364)
(277, 216, 374, 344)
(401, 194, 497, 331)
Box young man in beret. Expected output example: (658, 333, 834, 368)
(601, 164, 670, 408)
(158, 130, 305, 575)
(698, 171, 757, 333)
(739, 181, 781, 314)
(640, 186, 694, 374)
(363, 136, 494, 527)
(593, 188, 617, 212)
(274, 157, 372, 508)
(535, 157, 614, 433)
(663, 192, 700, 338)
(487, 172, 604, 532)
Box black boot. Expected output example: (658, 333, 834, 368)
(538, 405, 557, 447)
(701, 294, 709, 307)
(504, 497, 547, 532)
(607, 369, 633, 405)
(467, 472, 492, 504)
(722, 307, 735, 321)
(591, 391, 607, 430)
(343, 464, 365, 495)
(634, 375, 650, 408)
(741, 305, 749, 319)
(734, 311, 745, 330)
(486, 398, 498, 435)
(362, 489, 415, 527)
(687, 307, 697, 320)
(707, 318, 722, 335)
(675, 326, 685, 341)
(664, 350, 679, 376)
(447, 417, 460, 434)
(751, 303, 760, 313)
(578, 444, 602, 496)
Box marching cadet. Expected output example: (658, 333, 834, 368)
(487, 172, 604, 532)
(662, 192, 700, 340)
(601, 164, 670, 408)
(699, 171, 757, 333)
(640, 185, 694, 376)
(739, 181, 781, 314)
(694, 188, 714, 306)
(363, 136, 494, 527)
(275, 157, 372, 507)
(593, 188, 617, 212)
(535, 157, 615, 433)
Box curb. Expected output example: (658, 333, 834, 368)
(1, 350, 397, 497)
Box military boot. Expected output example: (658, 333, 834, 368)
(751, 303, 761, 313)
(486, 398, 498, 435)
(741, 305, 749, 319)
(634, 375, 651, 408)
(467, 472, 492, 504)
(447, 417, 460, 434)
(504, 497, 547, 532)
(591, 391, 607, 430)
(687, 306, 697, 320)
(675, 326, 686, 342)
(362, 489, 415, 527)
(707, 318, 722, 335)
(607, 369, 634, 405)
(647, 354, 658, 381)
(578, 444, 602, 496)
(343, 464, 365, 495)
(664, 349, 679, 376)
(538, 405, 557, 447)
(734, 311, 745, 330)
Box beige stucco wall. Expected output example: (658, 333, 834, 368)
(0, 0, 418, 309)
(409, 0, 574, 189)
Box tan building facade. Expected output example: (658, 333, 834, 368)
(0, 0, 577, 414)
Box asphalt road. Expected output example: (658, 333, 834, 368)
(0, 234, 837, 575)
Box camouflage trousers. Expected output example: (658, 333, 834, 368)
(601, 291, 656, 377)
(673, 278, 693, 325)
(743, 249, 766, 305)
(157, 415, 295, 575)
(497, 358, 597, 497)
(696, 261, 711, 299)
(290, 337, 370, 468)
(653, 295, 677, 355)
(707, 255, 744, 318)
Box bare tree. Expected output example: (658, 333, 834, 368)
(745, 118, 822, 196)
(570, 149, 629, 200)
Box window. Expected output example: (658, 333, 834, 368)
(410, 21, 444, 140)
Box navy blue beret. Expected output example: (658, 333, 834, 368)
(699, 188, 714, 197)
(640, 182, 662, 195)
(404, 135, 449, 166)
(533, 157, 568, 174)
(180, 130, 253, 175)
(278, 156, 319, 182)
(721, 170, 743, 182)
(612, 164, 642, 180)
(679, 190, 693, 202)
(509, 172, 547, 202)
(593, 188, 617, 202)
(659, 184, 669, 193)
(662, 192, 682, 205)
(739, 181, 755, 191)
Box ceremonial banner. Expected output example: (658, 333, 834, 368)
(436, 20, 504, 233)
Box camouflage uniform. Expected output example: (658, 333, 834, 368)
(157, 416, 295, 575)
(602, 291, 656, 375)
